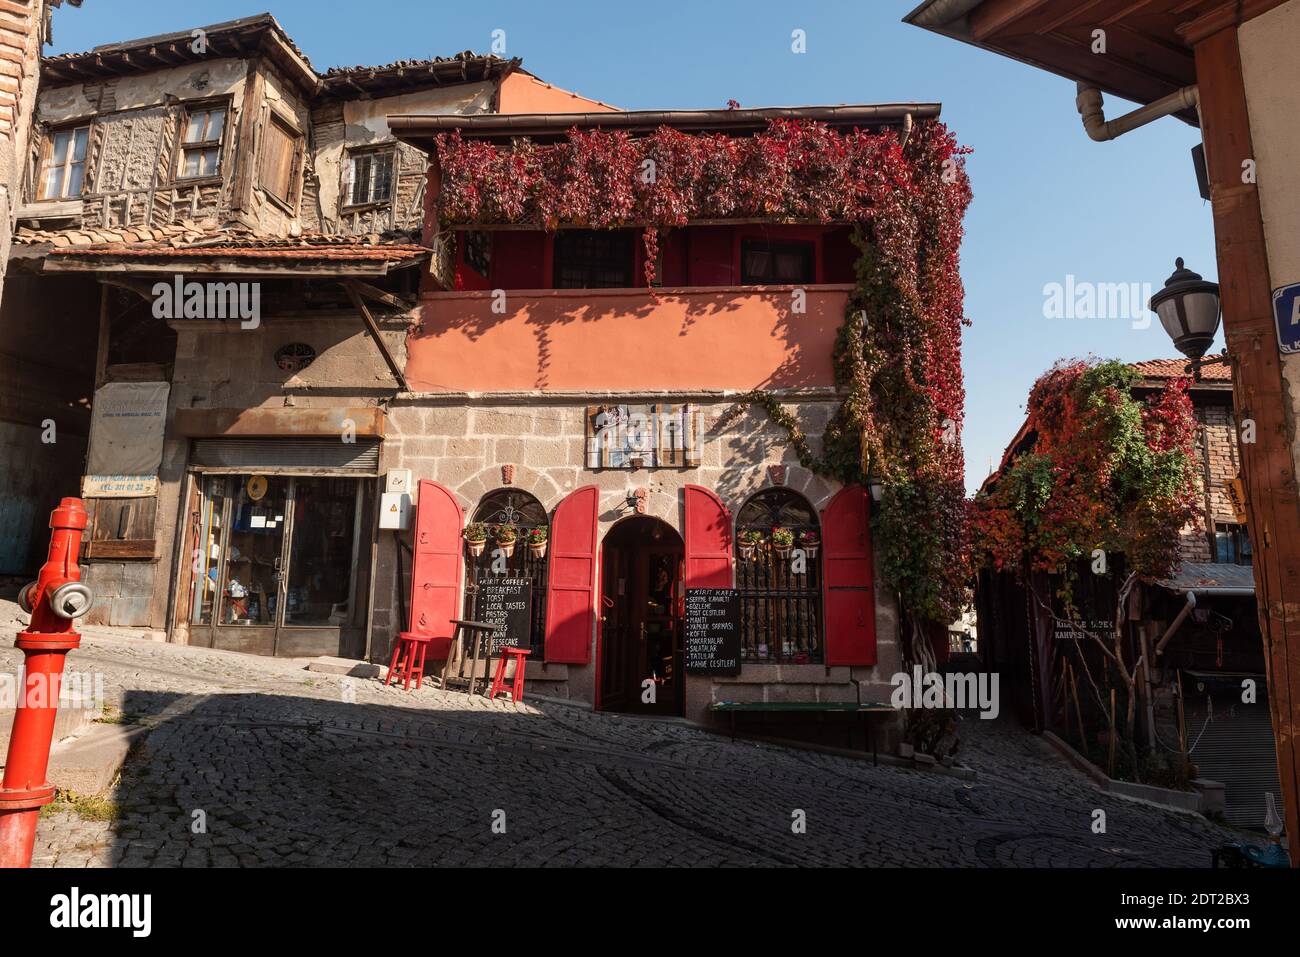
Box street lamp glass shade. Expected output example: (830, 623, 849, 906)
(1149, 258, 1221, 362)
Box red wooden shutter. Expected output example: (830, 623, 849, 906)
(821, 484, 876, 666)
(544, 485, 599, 663)
(408, 479, 463, 660)
(684, 484, 732, 588)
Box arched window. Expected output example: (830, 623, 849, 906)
(734, 488, 822, 664)
(463, 489, 550, 656)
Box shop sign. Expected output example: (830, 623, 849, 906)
(684, 587, 741, 674)
(585, 403, 703, 469)
(1226, 477, 1249, 525)
(82, 382, 170, 498)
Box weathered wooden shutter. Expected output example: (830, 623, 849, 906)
(409, 479, 463, 660)
(684, 484, 732, 588)
(822, 485, 876, 666)
(544, 485, 599, 663)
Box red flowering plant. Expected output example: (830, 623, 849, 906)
(434, 118, 974, 633)
(969, 359, 1201, 611)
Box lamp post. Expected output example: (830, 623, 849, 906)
(1149, 258, 1222, 379)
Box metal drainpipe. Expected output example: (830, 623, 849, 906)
(1076, 83, 1200, 141)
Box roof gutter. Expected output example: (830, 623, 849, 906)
(1076, 82, 1199, 142)
(388, 103, 940, 143)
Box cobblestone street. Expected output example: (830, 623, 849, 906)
(4, 619, 1235, 868)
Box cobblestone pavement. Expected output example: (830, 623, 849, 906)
(2, 612, 1236, 867)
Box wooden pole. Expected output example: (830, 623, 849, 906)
(1176, 670, 1188, 757)
(1108, 688, 1118, 778)
(1195, 26, 1300, 866)
(1069, 664, 1089, 759)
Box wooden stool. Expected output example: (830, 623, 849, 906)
(487, 646, 532, 703)
(443, 620, 499, 696)
(386, 632, 432, 691)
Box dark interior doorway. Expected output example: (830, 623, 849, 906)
(599, 516, 684, 716)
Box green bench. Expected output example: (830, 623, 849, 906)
(708, 701, 897, 762)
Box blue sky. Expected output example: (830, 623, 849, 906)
(48, 1, 1219, 493)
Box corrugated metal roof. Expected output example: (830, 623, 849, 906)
(1158, 562, 1256, 595)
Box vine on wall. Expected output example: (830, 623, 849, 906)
(435, 119, 974, 626)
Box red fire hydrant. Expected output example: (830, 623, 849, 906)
(0, 497, 92, 868)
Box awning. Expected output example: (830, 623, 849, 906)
(1157, 562, 1256, 597)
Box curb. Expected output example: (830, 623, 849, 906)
(1039, 729, 1205, 816)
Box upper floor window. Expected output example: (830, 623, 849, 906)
(741, 238, 814, 285)
(1214, 522, 1252, 566)
(554, 229, 634, 289)
(259, 115, 302, 206)
(179, 107, 226, 178)
(348, 149, 394, 206)
(39, 125, 89, 200)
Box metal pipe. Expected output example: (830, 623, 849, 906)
(1156, 590, 1197, 658)
(1076, 82, 1199, 142)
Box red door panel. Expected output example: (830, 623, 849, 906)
(683, 484, 733, 589)
(544, 485, 599, 663)
(821, 484, 876, 666)
(408, 479, 463, 660)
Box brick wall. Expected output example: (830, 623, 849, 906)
(1178, 397, 1243, 564)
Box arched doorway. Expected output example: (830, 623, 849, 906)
(463, 488, 550, 657)
(599, 516, 685, 716)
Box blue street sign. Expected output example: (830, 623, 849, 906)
(1273, 282, 1300, 354)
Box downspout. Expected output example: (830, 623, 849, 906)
(1076, 82, 1200, 141)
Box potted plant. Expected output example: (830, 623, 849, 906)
(737, 529, 765, 561)
(526, 526, 548, 559)
(770, 526, 795, 558)
(494, 523, 518, 558)
(799, 529, 820, 559)
(464, 522, 488, 557)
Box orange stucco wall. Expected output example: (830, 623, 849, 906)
(406, 285, 848, 392)
(497, 71, 618, 114)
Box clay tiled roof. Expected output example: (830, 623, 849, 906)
(1131, 357, 1233, 381)
(15, 220, 222, 248)
(48, 233, 429, 264)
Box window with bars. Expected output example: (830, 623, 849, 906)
(39, 126, 89, 200)
(259, 115, 301, 205)
(348, 149, 395, 206)
(734, 488, 823, 663)
(462, 489, 550, 657)
(553, 229, 635, 288)
(178, 107, 226, 179)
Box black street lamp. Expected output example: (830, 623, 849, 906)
(1149, 258, 1222, 378)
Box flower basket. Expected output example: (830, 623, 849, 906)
(526, 527, 548, 559)
(464, 523, 488, 557)
(799, 531, 820, 559)
(739, 543, 756, 561)
(494, 524, 518, 558)
(770, 527, 794, 559)
(737, 530, 765, 562)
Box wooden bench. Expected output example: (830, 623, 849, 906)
(708, 701, 897, 763)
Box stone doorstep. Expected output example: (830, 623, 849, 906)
(307, 656, 382, 679)
(43, 721, 149, 798)
(0, 696, 104, 760)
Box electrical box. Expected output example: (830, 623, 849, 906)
(379, 491, 412, 530)
(385, 468, 413, 494)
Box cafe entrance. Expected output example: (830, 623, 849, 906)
(185, 472, 373, 658)
(599, 516, 685, 716)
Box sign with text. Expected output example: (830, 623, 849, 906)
(1272, 281, 1300, 354)
(473, 577, 532, 656)
(684, 587, 741, 675)
(585, 403, 703, 469)
(83, 381, 170, 498)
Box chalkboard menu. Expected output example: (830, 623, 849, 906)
(473, 577, 532, 656)
(684, 587, 741, 675)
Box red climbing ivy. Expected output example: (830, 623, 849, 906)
(970, 359, 1201, 587)
(434, 119, 973, 625)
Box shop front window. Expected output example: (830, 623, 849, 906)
(734, 488, 823, 663)
(463, 489, 550, 656)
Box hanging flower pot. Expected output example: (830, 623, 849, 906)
(464, 522, 488, 558)
(799, 531, 820, 559)
(526, 527, 548, 559)
(770, 526, 794, 559)
(738, 530, 765, 562)
(738, 543, 756, 561)
(494, 523, 518, 558)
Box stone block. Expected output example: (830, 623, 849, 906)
(308, 656, 383, 679)
(471, 409, 536, 436)
(445, 436, 486, 458)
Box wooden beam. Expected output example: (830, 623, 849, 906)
(94, 283, 110, 389)
(346, 278, 413, 310)
(230, 56, 265, 214)
(342, 279, 409, 392)
(1195, 24, 1300, 867)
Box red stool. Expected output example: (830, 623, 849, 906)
(386, 632, 432, 691)
(487, 646, 532, 703)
